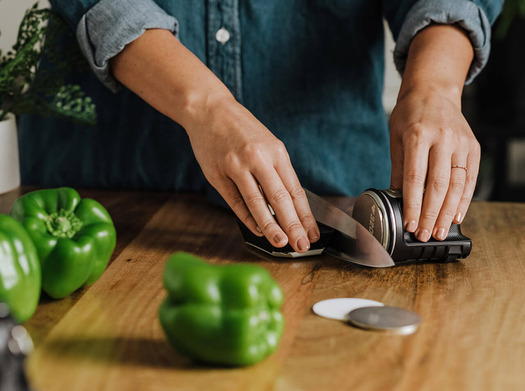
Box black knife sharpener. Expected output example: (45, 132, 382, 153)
(351, 188, 472, 263)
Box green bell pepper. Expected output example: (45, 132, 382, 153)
(159, 252, 285, 366)
(10, 187, 116, 299)
(0, 215, 41, 323)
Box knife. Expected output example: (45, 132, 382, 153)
(237, 189, 395, 268)
(304, 189, 395, 268)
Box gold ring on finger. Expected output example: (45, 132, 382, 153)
(451, 165, 467, 174)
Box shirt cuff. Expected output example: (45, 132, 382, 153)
(76, 0, 179, 92)
(393, 0, 491, 85)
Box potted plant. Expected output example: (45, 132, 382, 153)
(0, 2, 96, 194)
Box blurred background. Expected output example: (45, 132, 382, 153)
(0, 0, 522, 202)
(461, 1, 525, 202)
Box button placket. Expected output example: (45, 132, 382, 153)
(206, 0, 242, 102)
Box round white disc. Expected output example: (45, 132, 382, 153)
(312, 298, 384, 321)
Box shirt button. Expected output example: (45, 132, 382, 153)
(215, 27, 231, 44)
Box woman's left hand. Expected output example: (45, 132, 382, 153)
(389, 87, 480, 242)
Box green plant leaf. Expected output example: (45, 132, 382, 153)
(0, 2, 96, 125)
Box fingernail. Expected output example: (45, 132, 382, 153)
(404, 220, 417, 232)
(416, 229, 430, 242)
(455, 212, 463, 224)
(435, 228, 446, 241)
(297, 237, 310, 252)
(273, 233, 285, 245)
(308, 228, 319, 242)
(256, 226, 262, 233)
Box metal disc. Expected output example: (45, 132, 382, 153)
(312, 298, 384, 321)
(347, 306, 421, 335)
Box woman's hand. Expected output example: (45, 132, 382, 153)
(186, 95, 320, 252)
(389, 88, 480, 242)
(390, 23, 478, 242)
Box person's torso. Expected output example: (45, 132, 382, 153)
(20, 0, 391, 196)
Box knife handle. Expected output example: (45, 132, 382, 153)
(237, 220, 334, 258)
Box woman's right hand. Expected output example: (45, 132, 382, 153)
(186, 94, 320, 253)
(111, 29, 318, 253)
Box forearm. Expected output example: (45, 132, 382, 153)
(398, 24, 474, 105)
(110, 28, 234, 130)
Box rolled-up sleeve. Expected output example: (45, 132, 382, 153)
(384, 0, 503, 85)
(52, 0, 179, 92)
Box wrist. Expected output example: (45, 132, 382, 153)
(397, 79, 463, 108)
(176, 86, 237, 130)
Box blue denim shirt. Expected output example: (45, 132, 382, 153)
(19, 0, 502, 197)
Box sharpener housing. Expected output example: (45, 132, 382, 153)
(352, 188, 472, 263)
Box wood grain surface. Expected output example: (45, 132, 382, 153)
(2, 188, 524, 391)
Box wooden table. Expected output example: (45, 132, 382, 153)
(2, 188, 524, 390)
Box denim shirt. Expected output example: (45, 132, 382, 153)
(19, 0, 502, 198)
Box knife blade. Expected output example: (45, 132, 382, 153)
(305, 189, 395, 268)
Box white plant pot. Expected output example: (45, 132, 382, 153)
(0, 114, 21, 194)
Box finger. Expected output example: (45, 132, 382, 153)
(454, 150, 480, 224)
(432, 156, 468, 240)
(275, 160, 320, 243)
(402, 136, 428, 233)
(254, 167, 311, 253)
(217, 179, 264, 237)
(229, 173, 289, 248)
(416, 146, 451, 242)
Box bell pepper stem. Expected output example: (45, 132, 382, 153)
(45, 209, 83, 239)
